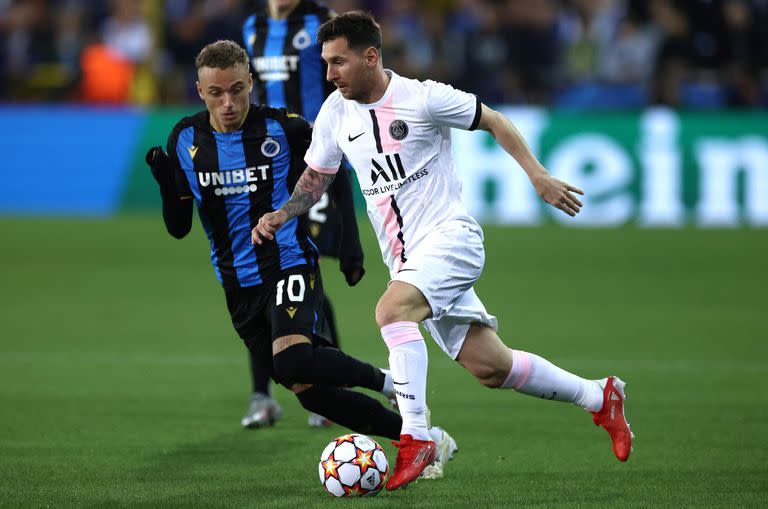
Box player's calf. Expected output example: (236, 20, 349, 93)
(296, 384, 401, 439)
(462, 362, 509, 388)
(457, 326, 514, 388)
(272, 342, 386, 393)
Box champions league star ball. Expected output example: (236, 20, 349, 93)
(318, 434, 389, 497)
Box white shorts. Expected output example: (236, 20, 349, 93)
(391, 219, 498, 359)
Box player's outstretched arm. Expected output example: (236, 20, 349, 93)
(251, 166, 336, 245)
(476, 104, 584, 217)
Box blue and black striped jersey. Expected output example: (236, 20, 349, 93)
(242, 0, 334, 123)
(166, 105, 317, 290)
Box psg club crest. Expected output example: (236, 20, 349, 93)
(388, 120, 409, 141)
(261, 137, 281, 157)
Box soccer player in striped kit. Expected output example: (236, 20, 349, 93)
(252, 11, 634, 491)
(146, 40, 407, 442)
(241, 0, 365, 429)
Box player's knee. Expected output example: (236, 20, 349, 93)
(374, 298, 408, 328)
(295, 384, 323, 412)
(272, 343, 314, 388)
(375, 283, 431, 327)
(374, 301, 395, 328)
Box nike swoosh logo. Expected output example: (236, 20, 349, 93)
(397, 268, 417, 273)
(348, 132, 365, 142)
(393, 380, 409, 385)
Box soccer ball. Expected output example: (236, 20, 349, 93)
(318, 434, 389, 497)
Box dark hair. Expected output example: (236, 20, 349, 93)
(195, 40, 249, 70)
(317, 10, 382, 51)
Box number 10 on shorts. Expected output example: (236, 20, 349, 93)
(275, 274, 306, 306)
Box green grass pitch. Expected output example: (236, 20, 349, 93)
(0, 216, 766, 508)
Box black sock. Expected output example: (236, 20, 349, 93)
(273, 343, 385, 392)
(248, 348, 271, 395)
(297, 384, 401, 440)
(313, 347, 385, 391)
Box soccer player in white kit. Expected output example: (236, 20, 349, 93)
(252, 11, 634, 491)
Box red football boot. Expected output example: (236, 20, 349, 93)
(385, 434, 437, 491)
(591, 376, 634, 461)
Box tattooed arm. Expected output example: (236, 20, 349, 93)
(283, 167, 336, 219)
(251, 167, 336, 245)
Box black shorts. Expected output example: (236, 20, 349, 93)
(224, 264, 333, 354)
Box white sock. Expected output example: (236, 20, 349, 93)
(502, 349, 603, 412)
(381, 321, 430, 440)
(381, 368, 394, 397)
(428, 426, 444, 443)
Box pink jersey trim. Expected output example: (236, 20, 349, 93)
(374, 94, 403, 153)
(503, 349, 532, 390)
(381, 321, 423, 349)
(375, 195, 405, 271)
(304, 156, 338, 174)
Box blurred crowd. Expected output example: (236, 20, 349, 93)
(1, 0, 767, 109)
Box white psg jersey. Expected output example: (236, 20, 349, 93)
(305, 70, 483, 273)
